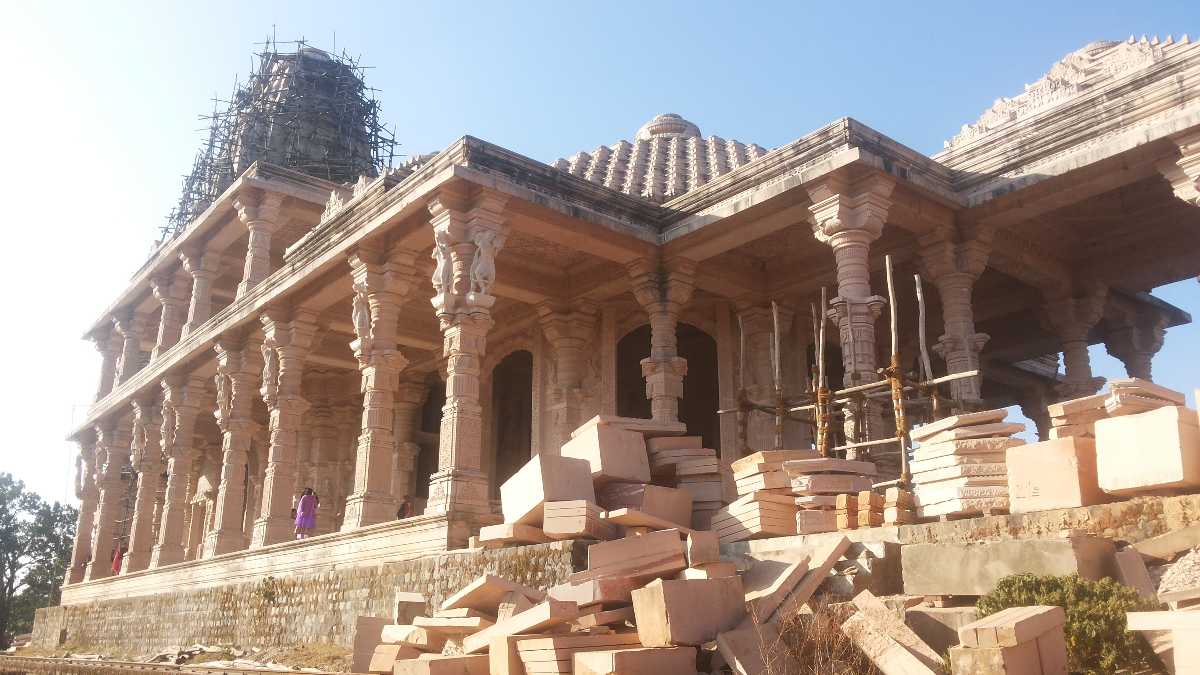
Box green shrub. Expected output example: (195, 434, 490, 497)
(976, 573, 1159, 674)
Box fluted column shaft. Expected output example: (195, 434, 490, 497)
(234, 193, 284, 299)
(151, 274, 189, 359)
(65, 444, 98, 585)
(83, 418, 132, 581)
(538, 305, 597, 451)
(122, 397, 163, 573)
(150, 375, 205, 568)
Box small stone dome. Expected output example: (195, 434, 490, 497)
(635, 113, 701, 141)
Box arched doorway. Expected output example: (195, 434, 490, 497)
(616, 323, 720, 449)
(491, 350, 533, 496)
(414, 372, 445, 501)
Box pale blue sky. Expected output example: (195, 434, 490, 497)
(0, 1, 1196, 502)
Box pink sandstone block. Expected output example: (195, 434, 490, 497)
(351, 616, 389, 673)
(500, 454, 595, 525)
(462, 599, 580, 654)
(730, 449, 819, 475)
(1007, 437, 1103, 513)
(912, 437, 1024, 461)
(958, 605, 1065, 647)
(572, 414, 686, 439)
(920, 422, 1026, 445)
(645, 435, 703, 451)
(685, 530, 720, 566)
(573, 646, 698, 675)
(1096, 405, 1200, 495)
(910, 409, 1009, 443)
(949, 641, 1040, 675)
(631, 576, 746, 646)
(368, 643, 420, 672)
(393, 653, 489, 675)
(596, 483, 693, 527)
(561, 423, 651, 484)
(440, 574, 544, 614)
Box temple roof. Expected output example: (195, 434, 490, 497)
(552, 113, 770, 204)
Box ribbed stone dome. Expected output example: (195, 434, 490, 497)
(635, 113, 701, 141)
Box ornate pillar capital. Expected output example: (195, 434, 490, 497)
(1104, 300, 1168, 381)
(1157, 129, 1200, 206)
(1041, 281, 1109, 400)
(806, 173, 896, 246)
(428, 190, 510, 316)
(233, 190, 286, 232)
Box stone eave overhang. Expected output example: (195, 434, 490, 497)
(80, 163, 340, 341)
(936, 40, 1200, 208)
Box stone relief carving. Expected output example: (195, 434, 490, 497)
(470, 229, 503, 296)
(214, 372, 231, 430)
(321, 190, 345, 223)
(352, 174, 371, 199)
(160, 397, 177, 450)
(352, 282, 372, 340)
(260, 342, 280, 406)
(431, 230, 452, 296)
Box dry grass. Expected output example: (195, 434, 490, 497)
(264, 643, 353, 672)
(771, 597, 881, 675)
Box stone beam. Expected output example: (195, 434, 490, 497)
(1157, 129, 1200, 206)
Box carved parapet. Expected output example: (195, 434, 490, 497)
(1157, 129, 1200, 206)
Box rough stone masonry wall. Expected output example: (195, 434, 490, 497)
(30, 541, 585, 657)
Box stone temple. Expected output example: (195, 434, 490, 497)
(29, 36, 1200, 655)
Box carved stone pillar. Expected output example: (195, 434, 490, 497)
(342, 247, 420, 529)
(537, 303, 598, 451)
(917, 225, 993, 401)
(113, 312, 148, 385)
(1158, 129, 1200, 207)
(1041, 283, 1108, 400)
(203, 332, 263, 557)
(393, 379, 427, 503)
(151, 374, 206, 568)
(425, 191, 508, 517)
(122, 397, 164, 573)
(1105, 304, 1167, 381)
(65, 439, 99, 585)
(627, 258, 696, 424)
(234, 192, 285, 299)
(1019, 385, 1054, 442)
(252, 309, 317, 547)
(150, 273, 189, 359)
(807, 173, 894, 442)
(93, 328, 122, 401)
(83, 418, 132, 581)
(180, 249, 222, 337)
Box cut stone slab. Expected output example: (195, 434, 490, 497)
(548, 577, 640, 607)
(1110, 378, 1188, 405)
(603, 507, 696, 534)
(488, 634, 529, 675)
(477, 522, 553, 547)
(905, 606, 979, 655)
(394, 592, 427, 625)
(791, 473, 874, 495)
(1114, 549, 1158, 601)
(782, 457, 878, 476)
(731, 449, 819, 475)
(440, 574, 544, 614)
(921, 422, 1026, 445)
(632, 576, 746, 646)
(842, 612, 938, 675)
(743, 554, 812, 622)
(675, 477, 723, 503)
(716, 622, 797, 675)
(852, 590, 943, 671)
(1007, 437, 1103, 513)
(496, 590, 535, 621)
(913, 437, 1025, 461)
(368, 643, 421, 672)
(958, 605, 1065, 647)
(462, 599, 580, 654)
(1047, 392, 1109, 418)
(412, 615, 494, 636)
(1096, 405, 1200, 495)
(772, 536, 852, 620)
(902, 536, 1115, 596)
(796, 509, 838, 534)
(914, 480, 1008, 507)
(794, 494, 839, 509)
(561, 423, 651, 484)
(910, 409, 1009, 443)
(910, 452, 1008, 473)
(542, 500, 617, 540)
(735, 472, 789, 493)
(914, 463, 1008, 484)
(596, 483, 693, 527)
(916, 496, 1010, 518)
(685, 530, 720, 566)
(381, 624, 448, 652)
(573, 646, 698, 675)
(645, 436, 704, 451)
(572, 415, 686, 439)
(573, 606, 635, 629)
(500, 454, 595, 525)
(1133, 524, 1200, 561)
(677, 562, 739, 579)
(948, 641, 1041, 675)
(393, 653, 489, 675)
(351, 616, 390, 674)
(572, 528, 686, 583)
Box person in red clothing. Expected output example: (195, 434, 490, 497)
(110, 545, 126, 574)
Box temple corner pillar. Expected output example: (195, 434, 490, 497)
(1040, 281, 1109, 401)
(537, 301, 598, 452)
(65, 436, 99, 585)
(627, 257, 696, 424)
(122, 396, 164, 574)
(150, 374, 206, 568)
(233, 191, 286, 299)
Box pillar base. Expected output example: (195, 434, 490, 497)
(341, 491, 397, 531)
(120, 552, 150, 575)
(250, 515, 296, 548)
(202, 529, 246, 559)
(424, 468, 491, 516)
(82, 561, 112, 582)
(149, 543, 185, 569)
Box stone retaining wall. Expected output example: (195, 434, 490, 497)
(31, 541, 585, 657)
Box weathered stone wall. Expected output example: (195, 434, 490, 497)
(31, 541, 585, 657)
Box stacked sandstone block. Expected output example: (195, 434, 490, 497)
(784, 458, 875, 534)
(909, 409, 1025, 520)
(360, 530, 857, 674)
(711, 450, 815, 542)
(643, 435, 724, 529)
(949, 605, 1068, 675)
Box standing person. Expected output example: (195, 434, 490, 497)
(396, 495, 413, 520)
(294, 487, 317, 539)
(110, 544, 125, 575)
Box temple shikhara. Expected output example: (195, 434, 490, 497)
(17, 35, 1200, 673)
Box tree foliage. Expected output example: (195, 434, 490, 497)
(0, 473, 77, 649)
(976, 573, 1159, 675)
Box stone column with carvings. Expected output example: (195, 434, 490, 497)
(917, 225, 993, 402)
(807, 174, 894, 442)
(1041, 283, 1108, 400)
(252, 309, 317, 546)
(392, 379, 427, 504)
(1019, 384, 1054, 442)
(83, 418, 132, 581)
(627, 258, 696, 424)
(537, 303, 598, 452)
(113, 312, 148, 385)
(150, 273, 189, 359)
(122, 397, 163, 573)
(203, 332, 263, 557)
(424, 191, 508, 517)
(65, 439, 99, 585)
(93, 328, 122, 401)
(151, 374, 206, 568)
(234, 192, 286, 299)
(180, 249, 222, 337)
(342, 247, 419, 529)
(1104, 304, 1167, 381)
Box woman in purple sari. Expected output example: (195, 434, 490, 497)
(294, 487, 317, 539)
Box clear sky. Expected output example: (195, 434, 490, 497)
(0, 1, 1196, 503)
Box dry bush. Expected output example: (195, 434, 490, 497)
(768, 596, 880, 675)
